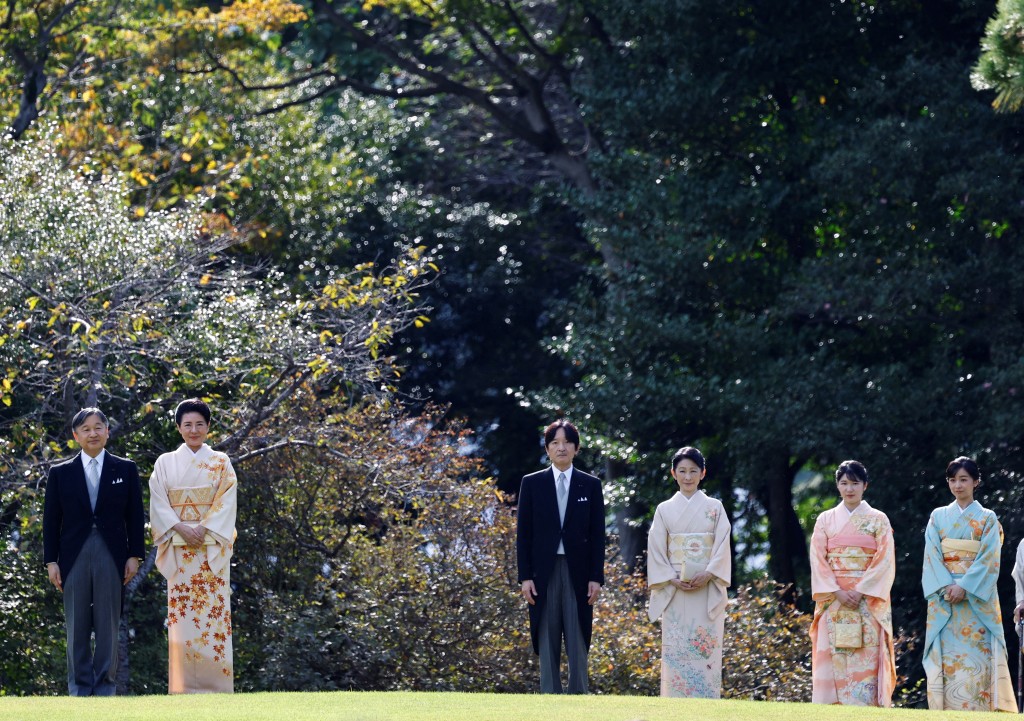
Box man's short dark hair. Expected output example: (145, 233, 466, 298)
(71, 407, 108, 431)
(543, 419, 580, 449)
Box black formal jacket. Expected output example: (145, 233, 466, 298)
(43, 451, 146, 582)
(516, 466, 605, 653)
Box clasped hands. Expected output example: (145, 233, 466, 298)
(833, 589, 862, 609)
(671, 570, 713, 592)
(173, 522, 208, 547)
(943, 583, 967, 604)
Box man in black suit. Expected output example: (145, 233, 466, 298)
(43, 407, 145, 696)
(516, 419, 605, 694)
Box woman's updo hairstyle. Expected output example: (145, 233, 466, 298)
(672, 446, 706, 472)
(945, 456, 981, 484)
(835, 460, 869, 485)
(175, 397, 211, 425)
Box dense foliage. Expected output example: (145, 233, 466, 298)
(3, 0, 1024, 702)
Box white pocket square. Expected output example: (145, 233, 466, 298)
(112, 478, 124, 485)
(577, 496, 588, 502)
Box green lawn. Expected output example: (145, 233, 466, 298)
(0, 691, 1015, 721)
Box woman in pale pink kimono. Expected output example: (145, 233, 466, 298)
(810, 459, 896, 706)
(647, 446, 731, 698)
(149, 398, 237, 693)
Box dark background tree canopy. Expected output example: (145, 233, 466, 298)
(1, 0, 1024, 701)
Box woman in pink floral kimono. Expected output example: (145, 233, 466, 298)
(809, 460, 896, 706)
(647, 446, 731, 698)
(150, 398, 237, 693)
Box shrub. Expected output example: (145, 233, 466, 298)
(722, 581, 812, 701)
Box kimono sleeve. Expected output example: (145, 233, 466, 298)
(705, 500, 731, 586)
(148, 455, 179, 545)
(809, 512, 839, 601)
(922, 509, 953, 599)
(854, 512, 895, 602)
(647, 505, 676, 587)
(956, 512, 1000, 603)
(202, 453, 237, 545)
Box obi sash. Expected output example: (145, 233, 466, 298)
(669, 532, 714, 581)
(825, 533, 876, 578)
(168, 485, 215, 522)
(941, 537, 981, 576)
(669, 532, 714, 566)
(168, 485, 215, 546)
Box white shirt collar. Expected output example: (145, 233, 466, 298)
(551, 465, 573, 484)
(82, 448, 106, 469)
(843, 501, 863, 517)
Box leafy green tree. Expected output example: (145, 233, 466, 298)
(288, 0, 603, 192)
(973, 0, 1024, 111)
(0, 0, 602, 500)
(0, 524, 65, 695)
(234, 401, 534, 691)
(539, 0, 1024, 624)
(0, 125, 437, 693)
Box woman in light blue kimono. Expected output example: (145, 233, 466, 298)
(922, 456, 1015, 712)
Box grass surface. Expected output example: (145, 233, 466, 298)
(0, 691, 1016, 721)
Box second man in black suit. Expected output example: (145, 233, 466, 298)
(516, 419, 605, 693)
(43, 407, 145, 696)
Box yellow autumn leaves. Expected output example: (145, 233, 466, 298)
(184, 0, 308, 35)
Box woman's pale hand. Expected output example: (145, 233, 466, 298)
(943, 584, 966, 603)
(671, 571, 713, 592)
(172, 522, 205, 546)
(835, 589, 862, 609)
(688, 571, 713, 588)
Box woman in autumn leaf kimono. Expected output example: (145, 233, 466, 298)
(150, 398, 237, 694)
(809, 460, 896, 706)
(647, 446, 731, 698)
(922, 456, 1015, 712)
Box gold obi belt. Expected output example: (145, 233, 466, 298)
(168, 485, 215, 546)
(168, 485, 215, 522)
(669, 532, 713, 581)
(825, 533, 876, 577)
(941, 537, 980, 576)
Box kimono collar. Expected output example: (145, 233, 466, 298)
(841, 499, 872, 517)
(952, 499, 980, 515)
(177, 442, 211, 461)
(675, 489, 707, 505)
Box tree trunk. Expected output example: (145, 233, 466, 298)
(116, 547, 157, 694)
(603, 457, 648, 572)
(614, 501, 649, 572)
(762, 453, 808, 603)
